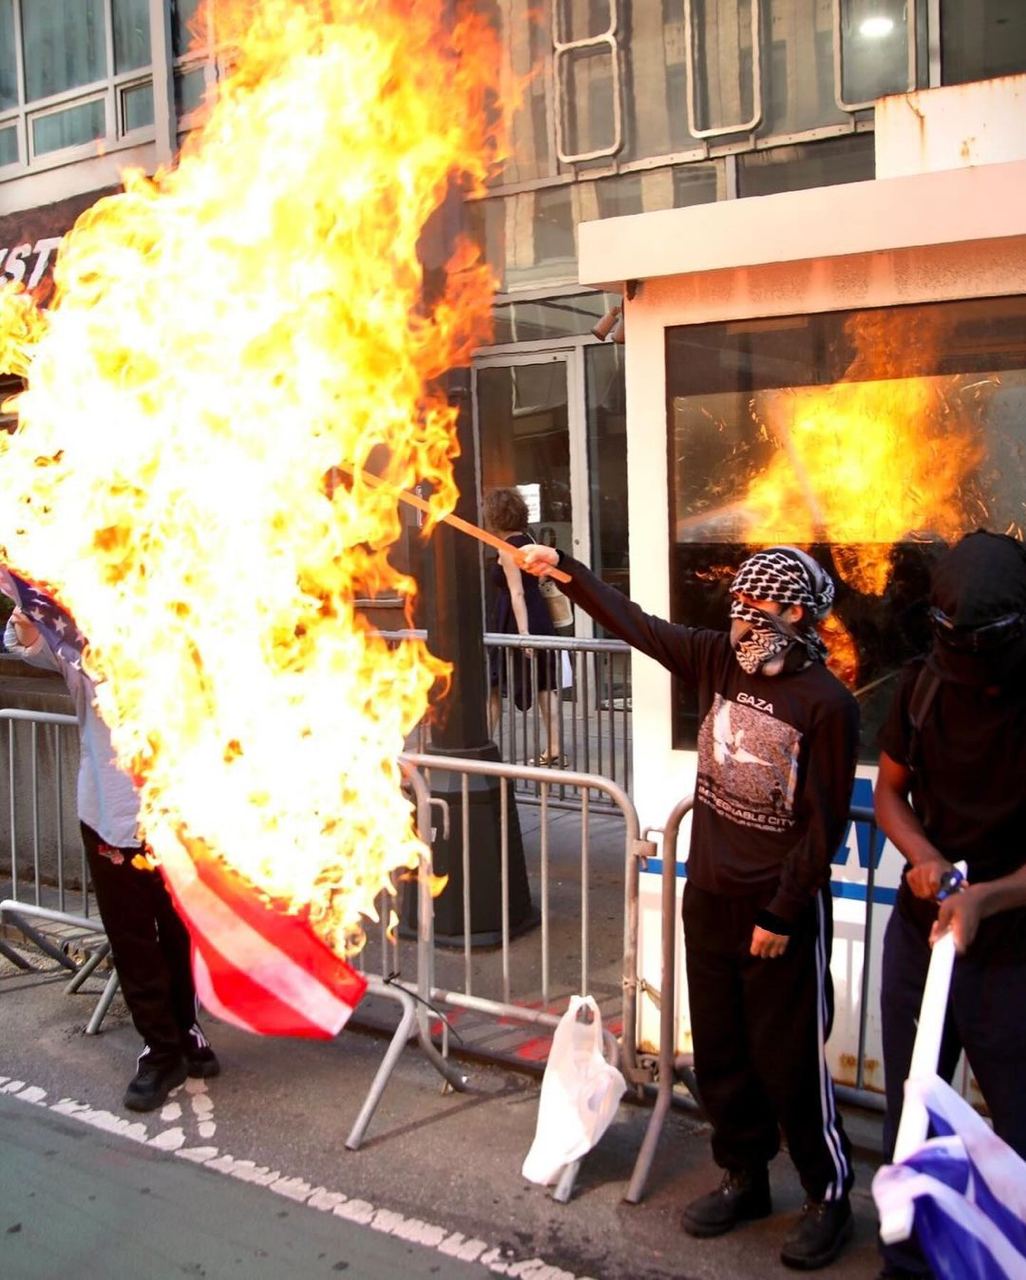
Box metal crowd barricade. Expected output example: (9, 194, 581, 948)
(0, 705, 465, 1147)
(0, 712, 646, 1170)
(398, 750, 650, 1201)
(343, 761, 469, 1151)
(381, 630, 634, 812)
(625, 797, 889, 1205)
(0, 708, 122, 1030)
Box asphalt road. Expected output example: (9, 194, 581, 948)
(0, 953, 887, 1280)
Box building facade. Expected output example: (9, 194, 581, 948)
(5, 3, 1025, 591)
(3, 2, 1025, 631)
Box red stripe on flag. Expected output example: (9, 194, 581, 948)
(160, 838, 367, 1038)
(190, 937, 340, 1039)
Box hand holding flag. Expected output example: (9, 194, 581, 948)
(873, 1075, 1026, 1279)
(873, 910, 1026, 1279)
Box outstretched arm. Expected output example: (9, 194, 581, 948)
(520, 544, 713, 683)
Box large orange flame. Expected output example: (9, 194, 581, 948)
(743, 311, 986, 597)
(0, 0, 504, 955)
(731, 310, 991, 687)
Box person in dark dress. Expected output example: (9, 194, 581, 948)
(482, 488, 564, 766)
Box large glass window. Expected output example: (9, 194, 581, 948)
(738, 132, 874, 197)
(0, 0, 153, 171)
(666, 296, 1026, 756)
(836, 0, 910, 108)
(468, 161, 720, 293)
(762, 0, 846, 135)
(941, 0, 1026, 85)
(688, 0, 758, 135)
(0, 0, 17, 112)
(172, 0, 219, 131)
(476, 360, 574, 619)
(113, 0, 151, 74)
(554, 0, 619, 162)
(23, 0, 106, 102)
(172, 0, 203, 57)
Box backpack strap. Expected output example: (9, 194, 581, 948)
(906, 664, 940, 772)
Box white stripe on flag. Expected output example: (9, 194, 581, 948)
(873, 1075, 1026, 1275)
(192, 948, 260, 1035)
(161, 843, 357, 1036)
(874, 1165, 1026, 1278)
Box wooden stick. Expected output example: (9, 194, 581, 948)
(343, 466, 572, 584)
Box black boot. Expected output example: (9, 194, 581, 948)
(780, 1197, 853, 1270)
(123, 1055, 188, 1112)
(681, 1169, 772, 1238)
(182, 1022, 221, 1079)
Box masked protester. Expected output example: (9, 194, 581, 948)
(874, 530, 1026, 1280)
(520, 541, 858, 1271)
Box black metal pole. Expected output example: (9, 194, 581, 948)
(407, 183, 533, 946)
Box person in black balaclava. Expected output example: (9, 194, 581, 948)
(874, 530, 1026, 1280)
(520, 539, 858, 1272)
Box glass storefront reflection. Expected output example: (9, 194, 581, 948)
(666, 296, 1026, 755)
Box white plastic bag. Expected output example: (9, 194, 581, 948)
(521, 995, 627, 1185)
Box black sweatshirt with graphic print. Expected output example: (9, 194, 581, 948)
(556, 554, 859, 928)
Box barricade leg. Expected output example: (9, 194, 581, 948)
(84, 969, 121, 1035)
(552, 1159, 582, 1203)
(345, 972, 467, 1150)
(65, 940, 111, 992)
(0, 935, 33, 969)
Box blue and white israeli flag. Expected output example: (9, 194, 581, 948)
(873, 1075, 1026, 1280)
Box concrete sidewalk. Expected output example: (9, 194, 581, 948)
(1, 942, 886, 1280)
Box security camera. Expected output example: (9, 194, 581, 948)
(591, 304, 623, 341)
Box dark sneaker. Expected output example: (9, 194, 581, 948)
(123, 1057, 187, 1112)
(681, 1169, 772, 1238)
(182, 1023, 221, 1079)
(781, 1197, 853, 1270)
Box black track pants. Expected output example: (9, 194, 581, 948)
(82, 822, 196, 1066)
(683, 881, 853, 1202)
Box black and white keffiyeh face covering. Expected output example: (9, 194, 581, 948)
(729, 547, 835, 676)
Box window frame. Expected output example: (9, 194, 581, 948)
(0, 0, 157, 175)
(551, 0, 624, 164)
(831, 0, 919, 112)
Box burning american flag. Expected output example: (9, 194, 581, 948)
(0, 0, 504, 1031)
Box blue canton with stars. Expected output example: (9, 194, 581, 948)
(0, 567, 87, 668)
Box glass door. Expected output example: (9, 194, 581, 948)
(473, 350, 590, 623)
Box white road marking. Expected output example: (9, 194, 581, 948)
(3, 1077, 595, 1280)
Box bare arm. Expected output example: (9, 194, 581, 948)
(498, 547, 531, 639)
(874, 750, 953, 899)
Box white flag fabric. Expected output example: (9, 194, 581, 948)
(872, 1075, 1026, 1280)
